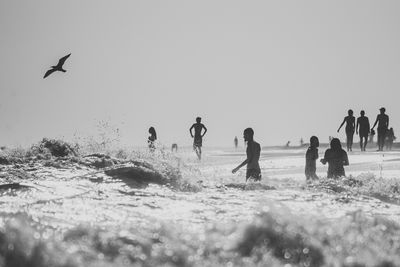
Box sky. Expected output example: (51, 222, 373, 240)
(1, 1, 400, 148)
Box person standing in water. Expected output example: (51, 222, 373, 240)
(320, 138, 349, 178)
(148, 127, 157, 152)
(234, 136, 238, 149)
(305, 136, 319, 181)
(337, 109, 355, 151)
(371, 107, 389, 151)
(189, 117, 207, 160)
(356, 110, 370, 151)
(232, 128, 261, 182)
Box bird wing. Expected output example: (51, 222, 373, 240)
(57, 53, 71, 67)
(43, 68, 57, 79)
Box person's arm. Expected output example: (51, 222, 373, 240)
(201, 125, 208, 137)
(356, 118, 360, 135)
(320, 150, 328, 164)
(367, 118, 370, 134)
(343, 151, 349, 166)
(337, 118, 346, 132)
(352, 117, 355, 130)
(387, 116, 389, 129)
(189, 125, 194, 138)
(371, 115, 379, 130)
(232, 159, 248, 173)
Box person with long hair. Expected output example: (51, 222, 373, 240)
(337, 109, 355, 151)
(148, 127, 157, 152)
(320, 138, 349, 178)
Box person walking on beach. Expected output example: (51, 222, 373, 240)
(371, 107, 389, 151)
(320, 138, 349, 178)
(232, 128, 261, 182)
(337, 109, 355, 152)
(305, 136, 319, 181)
(148, 127, 157, 152)
(189, 117, 207, 160)
(234, 136, 238, 149)
(356, 110, 370, 151)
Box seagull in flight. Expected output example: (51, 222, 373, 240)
(43, 53, 71, 79)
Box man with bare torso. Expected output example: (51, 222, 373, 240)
(189, 117, 207, 160)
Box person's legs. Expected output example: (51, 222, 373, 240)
(359, 135, 364, 151)
(363, 136, 368, 151)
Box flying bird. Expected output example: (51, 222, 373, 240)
(43, 53, 71, 79)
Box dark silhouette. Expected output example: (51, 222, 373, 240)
(356, 110, 370, 151)
(337, 109, 355, 151)
(43, 53, 71, 78)
(371, 107, 389, 151)
(320, 138, 349, 179)
(300, 138, 304, 147)
(148, 127, 157, 152)
(305, 136, 319, 181)
(286, 141, 290, 147)
(234, 136, 238, 149)
(171, 143, 178, 152)
(232, 128, 261, 182)
(385, 128, 396, 150)
(189, 117, 207, 160)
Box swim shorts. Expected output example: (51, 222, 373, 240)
(246, 169, 261, 181)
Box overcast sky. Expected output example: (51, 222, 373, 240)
(1, 1, 400, 148)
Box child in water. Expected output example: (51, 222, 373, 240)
(305, 136, 319, 181)
(320, 138, 349, 178)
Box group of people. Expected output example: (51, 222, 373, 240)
(146, 108, 395, 183)
(147, 117, 208, 160)
(337, 107, 394, 152)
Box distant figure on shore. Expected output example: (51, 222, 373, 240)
(371, 107, 389, 151)
(148, 127, 157, 152)
(171, 143, 178, 152)
(386, 128, 396, 150)
(234, 136, 238, 149)
(337, 109, 355, 152)
(43, 53, 71, 78)
(300, 138, 304, 147)
(320, 138, 349, 179)
(356, 110, 370, 151)
(286, 141, 290, 147)
(189, 117, 207, 160)
(305, 136, 319, 181)
(232, 128, 261, 182)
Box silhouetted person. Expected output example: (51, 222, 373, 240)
(43, 53, 71, 78)
(171, 143, 178, 152)
(234, 136, 238, 149)
(356, 110, 370, 151)
(371, 107, 389, 151)
(300, 138, 304, 147)
(320, 138, 349, 179)
(232, 128, 261, 182)
(305, 136, 319, 181)
(148, 127, 157, 152)
(386, 128, 396, 150)
(189, 117, 207, 160)
(337, 109, 355, 152)
(286, 141, 290, 147)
